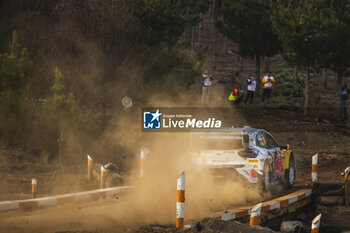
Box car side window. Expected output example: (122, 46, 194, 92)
(264, 132, 279, 149)
(256, 132, 267, 148)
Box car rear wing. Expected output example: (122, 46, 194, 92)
(189, 125, 254, 149)
(189, 125, 252, 133)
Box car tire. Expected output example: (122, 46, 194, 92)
(262, 162, 273, 192)
(285, 153, 296, 188)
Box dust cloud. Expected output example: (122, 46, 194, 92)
(80, 87, 262, 227)
(121, 132, 264, 226)
(0, 132, 266, 233)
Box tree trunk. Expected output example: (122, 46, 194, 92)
(304, 66, 310, 117)
(240, 56, 243, 71)
(337, 70, 343, 121)
(224, 36, 227, 54)
(323, 68, 328, 89)
(255, 54, 261, 94)
(212, 0, 217, 70)
(185, 24, 190, 56)
(199, 13, 203, 44)
(264, 57, 271, 73)
(295, 65, 299, 83)
(191, 25, 195, 56)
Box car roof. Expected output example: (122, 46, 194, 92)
(190, 126, 269, 135)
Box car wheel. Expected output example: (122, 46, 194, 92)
(285, 154, 296, 187)
(262, 162, 272, 192)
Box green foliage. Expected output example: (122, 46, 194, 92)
(38, 67, 82, 156)
(217, 0, 280, 58)
(41, 67, 77, 126)
(0, 31, 33, 142)
(270, 0, 333, 69)
(273, 64, 304, 98)
(129, 0, 211, 47)
(0, 1, 211, 162)
(129, 0, 210, 99)
(321, 0, 350, 74)
(143, 47, 202, 97)
(271, 0, 350, 117)
(268, 63, 305, 111)
(267, 63, 304, 111)
(0, 31, 32, 92)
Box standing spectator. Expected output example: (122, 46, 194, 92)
(261, 72, 275, 103)
(201, 69, 213, 104)
(341, 84, 349, 121)
(244, 75, 256, 105)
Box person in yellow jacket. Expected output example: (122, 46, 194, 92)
(261, 72, 275, 103)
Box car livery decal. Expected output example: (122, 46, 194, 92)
(248, 159, 259, 163)
(242, 169, 258, 183)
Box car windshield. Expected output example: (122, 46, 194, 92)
(192, 135, 243, 150)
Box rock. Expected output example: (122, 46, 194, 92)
(319, 195, 344, 206)
(280, 221, 304, 233)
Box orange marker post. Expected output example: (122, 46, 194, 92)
(32, 178, 37, 198)
(249, 203, 262, 226)
(176, 172, 185, 228)
(87, 154, 93, 181)
(343, 166, 350, 181)
(343, 166, 350, 207)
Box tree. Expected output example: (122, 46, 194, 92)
(321, 0, 350, 121)
(41, 67, 77, 128)
(40, 67, 78, 157)
(0, 31, 33, 142)
(217, 0, 281, 91)
(271, 0, 332, 116)
(129, 0, 211, 47)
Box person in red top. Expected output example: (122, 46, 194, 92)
(261, 72, 275, 103)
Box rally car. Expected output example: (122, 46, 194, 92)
(186, 126, 296, 191)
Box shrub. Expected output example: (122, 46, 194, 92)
(0, 31, 33, 143)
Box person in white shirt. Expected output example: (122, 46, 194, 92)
(201, 69, 213, 104)
(244, 75, 256, 105)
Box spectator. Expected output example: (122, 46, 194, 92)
(201, 69, 213, 104)
(229, 87, 245, 105)
(244, 75, 256, 105)
(261, 72, 275, 103)
(341, 84, 349, 121)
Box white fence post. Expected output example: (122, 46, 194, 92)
(176, 172, 185, 228)
(311, 213, 322, 233)
(249, 203, 262, 226)
(100, 165, 107, 189)
(312, 153, 318, 185)
(140, 148, 147, 178)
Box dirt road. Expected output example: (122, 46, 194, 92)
(0, 109, 349, 233)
